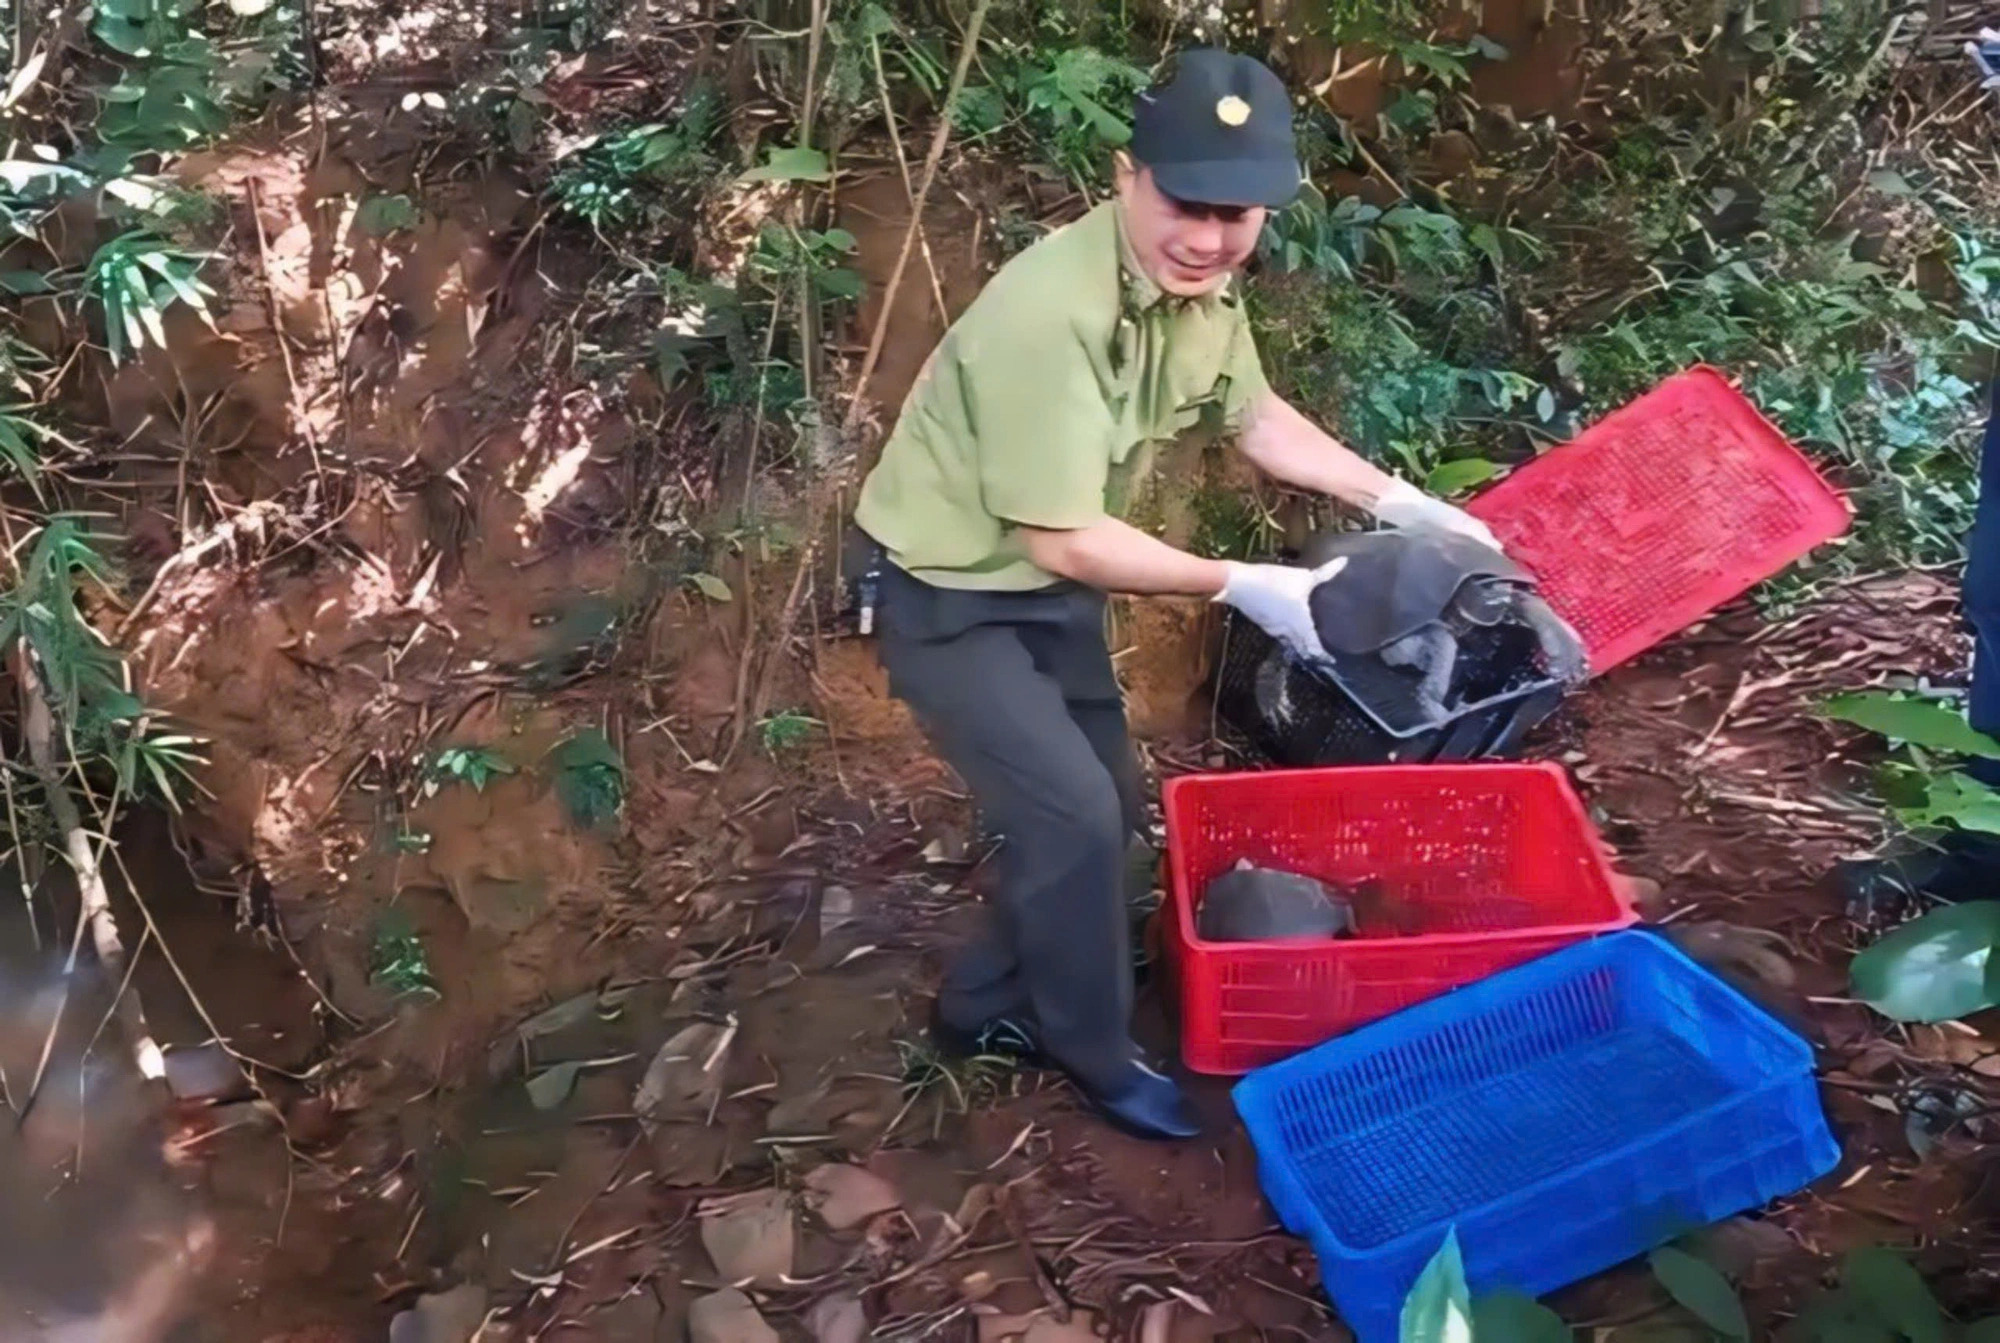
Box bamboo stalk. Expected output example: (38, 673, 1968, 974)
(14, 644, 164, 1093)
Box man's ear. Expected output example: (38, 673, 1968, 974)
(1112, 151, 1136, 193)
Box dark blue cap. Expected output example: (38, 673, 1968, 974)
(1130, 48, 1301, 209)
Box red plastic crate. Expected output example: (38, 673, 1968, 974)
(1466, 366, 1851, 675)
(1162, 762, 1634, 1075)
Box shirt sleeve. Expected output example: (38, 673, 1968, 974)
(1218, 314, 1271, 431)
(957, 315, 1114, 531)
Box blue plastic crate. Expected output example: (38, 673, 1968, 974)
(1232, 930, 1840, 1342)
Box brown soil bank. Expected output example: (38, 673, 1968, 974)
(0, 7, 1993, 1341)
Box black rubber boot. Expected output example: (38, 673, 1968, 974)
(1071, 1059, 1203, 1142)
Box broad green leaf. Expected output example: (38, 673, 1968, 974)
(1851, 902, 2000, 1023)
(819, 226, 857, 252)
(688, 572, 732, 602)
(1468, 222, 1505, 271)
(740, 145, 831, 184)
(1650, 1247, 1748, 1340)
(816, 267, 865, 301)
(355, 193, 420, 236)
(1866, 169, 1915, 197)
(1472, 1291, 1571, 1343)
(1426, 458, 1501, 497)
(1842, 1248, 1944, 1343)
(1401, 1232, 1473, 1343)
(1796, 1289, 1898, 1343)
(1964, 1319, 2000, 1343)
(136, 251, 214, 320)
(1898, 772, 2000, 836)
(1823, 693, 2000, 759)
(0, 270, 52, 294)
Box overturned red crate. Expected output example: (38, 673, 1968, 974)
(1162, 762, 1635, 1075)
(1467, 366, 1850, 675)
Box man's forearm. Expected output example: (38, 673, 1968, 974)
(1018, 518, 1230, 596)
(1237, 391, 1396, 507)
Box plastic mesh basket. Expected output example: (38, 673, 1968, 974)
(1232, 931, 1840, 1343)
(1467, 366, 1850, 674)
(1210, 607, 1567, 767)
(1162, 762, 1634, 1075)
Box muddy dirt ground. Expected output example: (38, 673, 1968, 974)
(3, 14, 1998, 1337)
(72, 565, 2000, 1341)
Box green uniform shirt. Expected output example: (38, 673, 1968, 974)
(854, 201, 1270, 591)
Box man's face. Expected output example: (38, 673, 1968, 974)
(1115, 160, 1266, 297)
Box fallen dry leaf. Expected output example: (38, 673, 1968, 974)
(701, 1189, 795, 1287)
(805, 1292, 868, 1343)
(689, 1289, 780, 1343)
(635, 1021, 731, 1124)
(803, 1163, 902, 1231)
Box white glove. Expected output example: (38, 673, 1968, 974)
(1215, 558, 1349, 662)
(1372, 479, 1503, 551)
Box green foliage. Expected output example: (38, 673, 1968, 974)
(1825, 693, 2000, 837)
(369, 909, 438, 1000)
(1826, 693, 2000, 759)
(1470, 1294, 1571, 1343)
(684, 571, 732, 602)
(1012, 47, 1148, 180)
(548, 86, 721, 234)
(1850, 902, 2000, 1024)
(92, 0, 200, 58)
(1427, 458, 1501, 498)
(1789, 1246, 1997, 1343)
(1295, 0, 1438, 46)
(744, 225, 864, 304)
(423, 746, 515, 796)
(98, 46, 230, 150)
(741, 145, 832, 185)
(894, 1034, 1016, 1123)
(101, 722, 207, 812)
(954, 22, 1149, 186)
(85, 231, 218, 364)
(0, 407, 57, 495)
(1650, 1247, 1749, 1339)
(0, 158, 89, 241)
(0, 520, 124, 725)
(355, 194, 420, 237)
(756, 709, 820, 757)
(0, 519, 203, 809)
(1402, 1233, 1473, 1343)
(552, 728, 624, 827)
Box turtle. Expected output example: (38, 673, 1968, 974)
(1253, 524, 1587, 730)
(1197, 858, 1360, 943)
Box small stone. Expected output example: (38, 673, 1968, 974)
(803, 1163, 901, 1231)
(805, 1292, 867, 1343)
(164, 1042, 248, 1103)
(689, 1290, 780, 1343)
(701, 1190, 794, 1287)
(388, 1284, 488, 1343)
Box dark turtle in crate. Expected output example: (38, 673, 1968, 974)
(1223, 525, 1587, 765)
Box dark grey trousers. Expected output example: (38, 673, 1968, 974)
(874, 561, 1144, 1089)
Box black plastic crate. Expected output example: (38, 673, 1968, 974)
(1211, 608, 1568, 767)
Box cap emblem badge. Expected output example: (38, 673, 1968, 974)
(1215, 95, 1251, 126)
